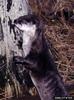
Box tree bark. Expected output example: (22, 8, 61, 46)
(0, 0, 29, 60)
(0, 0, 29, 97)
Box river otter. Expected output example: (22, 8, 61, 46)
(13, 14, 68, 100)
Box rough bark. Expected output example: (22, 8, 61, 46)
(0, 0, 29, 59)
(0, 0, 29, 97)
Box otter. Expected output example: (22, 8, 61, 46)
(13, 14, 68, 100)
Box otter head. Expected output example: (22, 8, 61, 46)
(14, 14, 41, 57)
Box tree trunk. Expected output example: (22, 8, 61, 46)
(0, 0, 29, 97)
(0, 0, 29, 61)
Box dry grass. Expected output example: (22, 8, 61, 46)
(29, 0, 74, 85)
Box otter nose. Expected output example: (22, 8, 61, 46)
(14, 19, 18, 24)
(14, 19, 22, 24)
